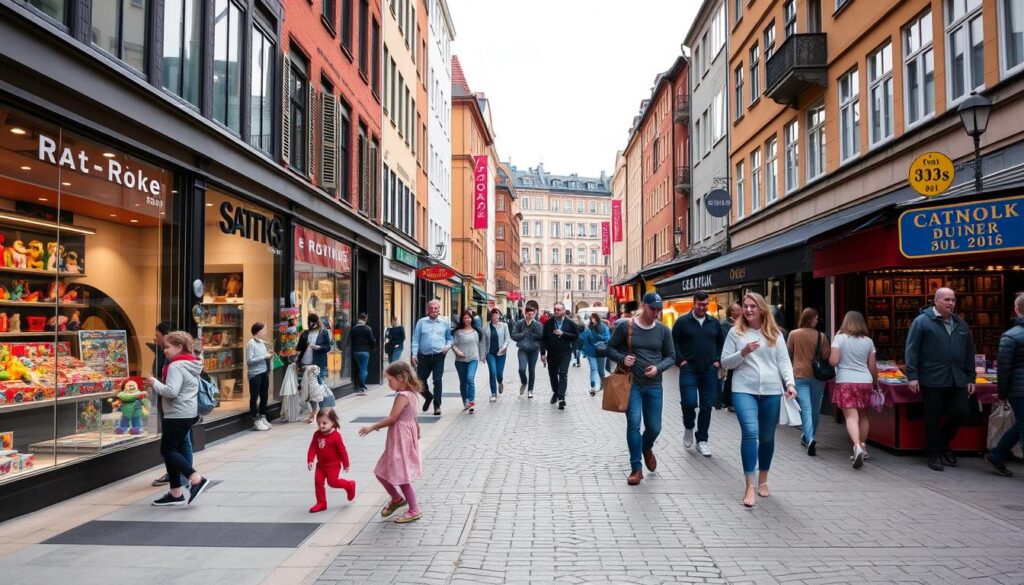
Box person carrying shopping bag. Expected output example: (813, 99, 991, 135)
(296, 312, 335, 422)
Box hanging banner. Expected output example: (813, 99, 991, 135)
(601, 222, 611, 255)
(295, 225, 352, 273)
(611, 200, 623, 242)
(473, 155, 488, 229)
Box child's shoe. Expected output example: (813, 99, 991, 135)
(309, 502, 327, 513)
(395, 510, 422, 523)
(344, 479, 356, 501)
(380, 498, 407, 517)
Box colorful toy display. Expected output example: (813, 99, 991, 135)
(25, 241, 44, 270)
(0, 342, 121, 408)
(46, 242, 62, 272)
(5, 240, 27, 268)
(63, 250, 82, 273)
(109, 378, 148, 435)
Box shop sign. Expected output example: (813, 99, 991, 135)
(908, 152, 955, 197)
(220, 201, 284, 249)
(393, 245, 419, 268)
(601, 222, 611, 255)
(898, 195, 1024, 258)
(416, 265, 457, 281)
(473, 155, 488, 229)
(37, 134, 163, 197)
(611, 200, 623, 242)
(295, 225, 351, 272)
(705, 189, 732, 218)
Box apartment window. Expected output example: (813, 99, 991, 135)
(534, 248, 542, 265)
(553, 274, 560, 290)
(522, 222, 530, 237)
(868, 42, 894, 146)
(1002, 0, 1024, 74)
(701, 111, 710, 155)
(783, 121, 798, 193)
(693, 46, 702, 79)
(589, 201, 597, 214)
(808, 0, 822, 32)
(358, 0, 369, 77)
(735, 161, 746, 220)
(590, 249, 598, 266)
(784, 0, 796, 37)
(734, 0, 742, 24)
(522, 196, 530, 210)
(339, 100, 351, 198)
(28, 0, 67, 23)
(496, 252, 505, 270)
(589, 223, 598, 239)
(551, 222, 560, 238)
(521, 247, 530, 263)
(552, 248, 560, 264)
(565, 247, 573, 264)
(534, 220, 541, 235)
(577, 245, 586, 265)
(578, 274, 586, 290)
(212, 0, 244, 133)
(765, 137, 778, 203)
(372, 19, 380, 96)
(576, 200, 585, 213)
(946, 0, 984, 102)
(734, 66, 744, 119)
(496, 196, 505, 211)
(341, 0, 353, 51)
(764, 23, 776, 59)
(91, 0, 148, 71)
(286, 53, 309, 173)
(323, 0, 335, 25)
(550, 198, 559, 211)
(806, 102, 826, 181)
(577, 223, 585, 239)
(564, 199, 572, 212)
(565, 273, 572, 291)
(751, 148, 762, 212)
(839, 68, 861, 162)
(565, 222, 574, 238)
(836, 0, 851, 10)
(497, 224, 505, 240)
(904, 11, 935, 127)
(603, 202, 610, 214)
(591, 274, 599, 291)
(749, 43, 760, 103)
(162, 0, 202, 107)
(249, 25, 275, 152)
(694, 119, 702, 159)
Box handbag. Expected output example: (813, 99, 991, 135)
(779, 396, 802, 426)
(812, 332, 836, 381)
(601, 321, 633, 413)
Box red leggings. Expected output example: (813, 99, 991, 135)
(314, 464, 354, 505)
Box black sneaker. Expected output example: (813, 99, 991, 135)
(151, 474, 170, 487)
(927, 457, 945, 472)
(986, 454, 1014, 477)
(187, 477, 210, 505)
(550, 395, 558, 404)
(421, 390, 433, 412)
(152, 492, 185, 506)
(558, 400, 566, 410)
(807, 439, 817, 457)
(942, 451, 958, 467)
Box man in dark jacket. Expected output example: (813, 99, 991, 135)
(540, 302, 579, 410)
(511, 305, 544, 398)
(985, 293, 1024, 477)
(905, 287, 976, 471)
(672, 291, 726, 457)
(349, 313, 377, 392)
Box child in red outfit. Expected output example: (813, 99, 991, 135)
(307, 409, 356, 513)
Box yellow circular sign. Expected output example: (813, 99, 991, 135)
(908, 151, 955, 197)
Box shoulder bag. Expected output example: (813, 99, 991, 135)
(812, 331, 836, 381)
(602, 320, 633, 413)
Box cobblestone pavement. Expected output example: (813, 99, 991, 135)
(314, 353, 1024, 585)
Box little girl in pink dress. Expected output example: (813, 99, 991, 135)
(359, 361, 423, 523)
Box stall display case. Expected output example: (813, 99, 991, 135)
(198, 272, 244, 402)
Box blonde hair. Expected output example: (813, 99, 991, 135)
(164, 331, 196, 354)
(838, 310, 870, 337)
(384, 361, 422, 394)
(734, 292, 782, 347)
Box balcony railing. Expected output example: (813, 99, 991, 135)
(674, 166, 691, 192)
(673, 95, 690, 124)
(765, 33, 828, 107)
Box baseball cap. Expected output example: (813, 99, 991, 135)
(642, 292, 663, 310)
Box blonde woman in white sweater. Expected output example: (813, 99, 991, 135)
(721, 292, 797, 508)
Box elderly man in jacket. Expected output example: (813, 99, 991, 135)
(905, 287, 976, 471)
(986, 293, 1024, 477)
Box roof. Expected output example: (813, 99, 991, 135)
(505, 162, 611, 194)
(451, 55, 471, 97)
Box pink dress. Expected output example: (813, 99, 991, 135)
(373, 390, 422, 485)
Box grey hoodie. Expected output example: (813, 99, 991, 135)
(153, 358, 204, 419)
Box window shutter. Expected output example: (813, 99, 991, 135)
(307, 85, 316, 178)
(321, 94, 337, 190)
(281, 65, 292, 165)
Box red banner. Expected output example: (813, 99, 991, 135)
(295, 225, 351, 273)
(473, 155, 488, 229)
(601, 222, 611, 255)
(611, 200, 623, 242)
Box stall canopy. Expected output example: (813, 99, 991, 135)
(472, 285, 490, 302)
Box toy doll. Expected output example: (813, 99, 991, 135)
(63, 250, 82, 273)
(6, 241, 27, 269)
(66, 310, 81, 331)
(110, 379, 148, 435)
(45, 242, 62, 272)
(25, 241, 44, 270)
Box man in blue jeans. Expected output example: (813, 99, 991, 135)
(349, 313, 377, 392)
(986, 293, 1024, 477)
(672, 291, 726, 457)
(412, 300, 453, 416)
(606, 293, 676, 485)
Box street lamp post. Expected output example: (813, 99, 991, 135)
(957, 93, 992, 193)
(673, 225, 683, 257)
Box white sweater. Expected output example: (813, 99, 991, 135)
(721, 327, 795, 396)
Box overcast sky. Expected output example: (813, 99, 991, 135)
(446, 0, 700, 179)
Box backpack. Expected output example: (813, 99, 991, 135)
(196, 373, 218, 416)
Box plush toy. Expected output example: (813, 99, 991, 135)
(66, 311, 81, 331)
(110, 379, 147, 435)
(0, 234, 7, 268)
(25, 241, 44, 270)
(61, 285, 79, 303)
(7, 241, 27, 269)
(0, 286, 8, 301)
(0, 313, 7, 333)
(224, 274, 243, 298)
(63, 251, 81, 273)
(8, 282, 24, 302)
(14, 281, 39, 303)
(45, 315, 68, 332)
(44, 281, 65, 302)
(45, 242, 63, 272)
(9, 314, 20, 333)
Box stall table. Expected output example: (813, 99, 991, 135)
(863, 381, 997, 453)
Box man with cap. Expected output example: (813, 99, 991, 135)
(605, 292, 676, 485)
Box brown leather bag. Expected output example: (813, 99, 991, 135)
(602, 320, 633, 413)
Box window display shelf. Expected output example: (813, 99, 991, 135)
(199, 324, 242, 329)
(201, 345, 242, 351)
(202, 301, 244, 306)
(0, 390, 115, 414)
(0, 331, 79, 338)
(30, 430, 153, 454)
(0, 266, 86, 278)
(0, 301, 88, 308)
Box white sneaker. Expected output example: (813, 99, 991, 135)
(697, 441, 712, 457)
(254, 418, 268, 431)
(527, 390, 534, 399)
(684, 428, 695, 448)
(260, 416, 272, 430)
(489, 395, 497, 403)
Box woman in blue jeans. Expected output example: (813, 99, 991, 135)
(721, 293, 797, 508)
(580, 313, 610, 396)
(786, 308, 830, 455)
(452, 310, 482, 413)
(479, 309, 510, 402)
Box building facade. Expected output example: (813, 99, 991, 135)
(494, 162, 522, 315)
(512, 164, 612, 311)
(427, 0, 456, 319)
(0, 0, 386, 519)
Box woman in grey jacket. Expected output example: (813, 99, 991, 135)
(511, 306, 544, 398)
(480, 308, 511, 402)
(247, 322, 273, 431)
(146, 331, 210, 506)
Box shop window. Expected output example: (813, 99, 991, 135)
(29, 0, 68, 24)
(249, 25, 275, 153)
(294, 226, 352, 388)
(161, 0, 202, 107)
(0, 107, 174, 483)
(92, 0, 148, 72)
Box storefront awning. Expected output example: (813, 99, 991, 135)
(472, 284, 488, 302)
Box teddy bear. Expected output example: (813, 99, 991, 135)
(25, 241, 44, 271)
(6, 240, 27, 268)
(110, 379, 148, 435)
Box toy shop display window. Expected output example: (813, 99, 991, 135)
(0, 106, 173, 482)
(202, 190, 283, 420)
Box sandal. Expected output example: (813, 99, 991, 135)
(394, 511, 422, 524)
(380, 498, 407, 518)
(757, 483, 770, 498)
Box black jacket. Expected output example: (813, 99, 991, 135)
(540, 317, 579, 356)
(998, 317, 1024, 400)
(672, 312, 726, 373)
(905, 305, 975, 388)
(349, 322, 377, 352)
(385, 325, 406, 349)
